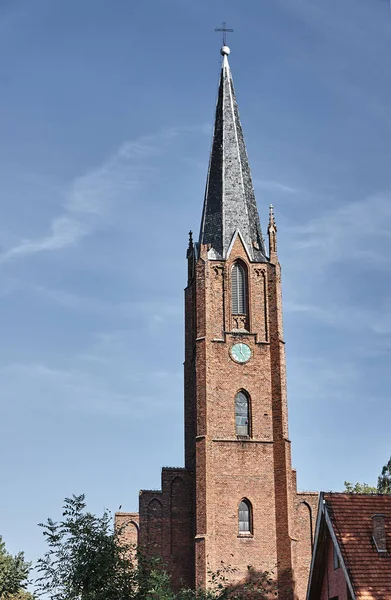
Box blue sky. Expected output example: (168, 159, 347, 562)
(1, 0, 391, 567)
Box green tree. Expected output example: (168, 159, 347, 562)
(211, 565, 278, 599)
(0, 535, 33, 599)
(377, 455, 391, 494)
(343, 481, 377, 494)
(35, 494, 280, 600)
(344, 454, 391, 494)
(4, 593, 34, 600)
(36, 494, 138, 600)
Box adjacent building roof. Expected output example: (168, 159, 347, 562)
(199, 46, 267, 262)
(307, 492, 391, 600)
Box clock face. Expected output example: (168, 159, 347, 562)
(230, 343, 251, 364)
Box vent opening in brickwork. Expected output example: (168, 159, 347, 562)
(238, 499, 252, 534)
(235, 390, 250, 437)
(231, 262, 247, 315)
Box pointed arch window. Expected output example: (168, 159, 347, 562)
(231, 262, 247, 315)
(235, 391, 250, 436)
(238, 499, 252, 534)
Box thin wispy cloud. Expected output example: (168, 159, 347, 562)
(30, 284, 182, 323)
(289, 355, 359, 406)
(275, 0, 391, 130)
(0, 127, 199, 265)
(254, 179, 300, 194)
(286, 192, 391, 269)
(0, 276, 19, 298)
(1, 0, 391, 571)
(0, 361, 182, 418)
(284, 0, 389, 41)
(66, 132, 177, 217)
(0, 217, 86, 263)
(285, 298, 391, 340)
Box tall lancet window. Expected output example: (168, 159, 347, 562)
(238, 499, 252, 534)
(231, 262, 247, 315)
(235, 391, 250, 436)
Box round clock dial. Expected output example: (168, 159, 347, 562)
(230, 343, 251, 364)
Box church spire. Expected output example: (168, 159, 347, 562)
(199, 46, 267, 262)
(268, 203, 278, 263)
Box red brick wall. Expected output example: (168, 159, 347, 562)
(293, 494, 318, 600)
(139, 469, 194, 590)
(184, 237, 315, 598)
(320, 537, 349, 600)
(118, 233, 317, 599)
(115, 511, 139, 557)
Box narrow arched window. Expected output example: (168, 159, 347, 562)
(238, 499, 252, 534)
(235, 391, 250, 436)
(231, 262, 246, 315)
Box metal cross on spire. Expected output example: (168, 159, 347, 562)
(214, 21, 234, 46)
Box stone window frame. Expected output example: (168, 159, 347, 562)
(234, 389, 251, 438)
(238, 498, 253, 536)
(231, 260, 247, 316)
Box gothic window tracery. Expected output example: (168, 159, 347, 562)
(231, 262, 247, 315)
(235, 391, 250, 436)
(238, 499, 252, 534)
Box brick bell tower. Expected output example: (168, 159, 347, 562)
(119, 44, 317, 600)
(184, 44, 317, 598)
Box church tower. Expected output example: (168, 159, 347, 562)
(120, 45, 317, 600)
(185, 44, 312, 597)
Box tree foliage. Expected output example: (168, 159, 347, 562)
(4, 593, 34, 600)
(36, 494, 137, 600)
(135, 563, 278, 600)
(35, 494, 279, 600)
(0, 536, 32, 600)
(377, 456, 391, 494)
(209, 565, 278, 599)
(343, 481, 377, 494)
(344, 454, 391, 494)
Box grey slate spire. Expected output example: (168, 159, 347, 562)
(199, 46, 267, 262)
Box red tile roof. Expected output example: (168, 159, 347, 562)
(324, 493, 391, 600)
